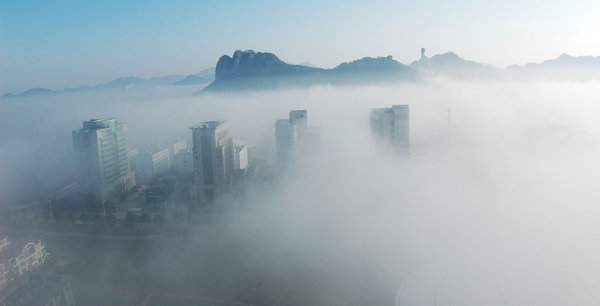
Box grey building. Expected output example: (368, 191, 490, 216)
(190, 121, 235, 204)
(72, 119, 135, 201)
(133, 147, 170, 185)
(370, 105, 410, 155)
(174, 149, 194, 175)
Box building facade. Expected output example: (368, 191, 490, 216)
(133, 147, 171, 184)
(72, 119, 135, 201)
(370, 105, 410, 155)
(234, 145, 249, 171)
(174, 149, 194, 174)
(190, 121, 235, 204)
(168, 139, 187, 162)
(276, 110, 307, 164)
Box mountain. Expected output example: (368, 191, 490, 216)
(2, 71, 213, 99)
(506, 54, 600, 79)
(1, 88, 58, 99)
(511, 53, 600, 69)
(5, 49, 600, 98)
(203, 50, 416, 92)
(410, 49, 497, 78)
(171, 67, 215, 86)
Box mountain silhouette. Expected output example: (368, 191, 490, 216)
(203, 50, 416, 92)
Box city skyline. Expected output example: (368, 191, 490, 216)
(2, 0, 600, 93)
(2, 2, 600, 304)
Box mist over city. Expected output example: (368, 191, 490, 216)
(2, 1, 600, 305)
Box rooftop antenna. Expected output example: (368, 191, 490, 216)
(296, 96, 300, 109)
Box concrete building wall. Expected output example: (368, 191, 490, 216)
(72, 119, 135, 201)
(174, 149, 194, 174)
(370, 105, 410, 155)
(191, 121, 234, 204)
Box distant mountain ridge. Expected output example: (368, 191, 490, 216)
(509, 53, 600, 69)
(2, 67, 215, 99)
(4, 49, 600, 98)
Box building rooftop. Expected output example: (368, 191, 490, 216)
(82, 118, 118, 130)
(190, 120, 227, 129)
(371, 105, 409, 113)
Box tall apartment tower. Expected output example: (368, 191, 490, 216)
(72, 118, 136, 201)
(190, 121, 235, 204)
(276, 110, 307, 164)
(370, 105, 410, 155)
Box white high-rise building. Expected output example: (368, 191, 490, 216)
(190, 121, 235, 204)
(276, 119, 296, 163)
(168, 139, 187, 162)
(72, 118, 136, 201)
(235, 145, 249, 171)
(276, 110, 307, 164)
(174, 149, 194, 174)
(370, 105, 410, 155)
(133, 147, 171, 184)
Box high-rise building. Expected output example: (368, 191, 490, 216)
(72, 119, 135, 201)
(174, 149, 194, 175)
(168, 139, 187, 162)
(276, 110, 307, 164)
(276, 119, 296, 163)
(133, 147, 171, 184)
(289, 110, 307, 127)
(190, 121, 235, 204)
(370, 105, 410, 155)
(234, 145, 249, 171)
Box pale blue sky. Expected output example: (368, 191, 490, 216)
(1, 0, 599, 93)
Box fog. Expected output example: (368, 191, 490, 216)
(2, 78, 600, 304)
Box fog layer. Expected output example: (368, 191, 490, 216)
(2, 79, 600, 304)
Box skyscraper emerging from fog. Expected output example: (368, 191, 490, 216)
(370, 105, 410, 155)
(190, 121, 235, 204)
(72, 118, 136, 201)
(289, 110, 307, 128)
(276, 110, 307, 163)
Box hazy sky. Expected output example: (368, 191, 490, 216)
(1, 0, 599, 93)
